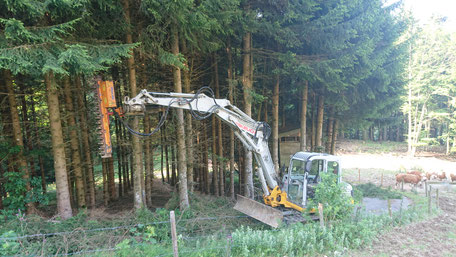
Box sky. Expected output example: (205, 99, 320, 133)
(403, 0, 456, 30)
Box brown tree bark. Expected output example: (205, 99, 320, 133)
(311, 92, 317, 151)
(325, 107, 334, 153)
(108, 157, 116, 200)
(242, 31, 254, 199)
(18, 84, 36, 179)
(160, 126, 165, 183)
(102, 158, 109, 206)
(171, 144, 177, 187)
(122, 0, 145, 209)
(171, 24, 189, 209)
(0, 165, 3, 210)
(227, 41, 235, 199)
(181, 38, 194, 193)
(4, 70, 35, 214)
(112, 72, 123, 197)
(300, 81, 308, 151)
(203, 122, 210, 194)
(63, 76, 86, 208)
(315, 95, 325, 150)
(144, 114, 153, 207)
(213, 53, 224, 196)
(331, 119, 338, 155)
(211, 117, 219, 196)
(30, 93, 47, 193)
(45, 71, 72, 219)
(272, 74, 280, 173)
(0, 79, 15, 174)
(164, 124, 170, 184)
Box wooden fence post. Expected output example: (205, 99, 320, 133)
(170, 211, 179, 257)
(436, 188, 439, 209)
(428, 186, 432, 215)
(387, 198, 392, 218)
(425, 181, 428, 197)
(318, 203, 324, 227)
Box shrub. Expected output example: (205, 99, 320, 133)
(306, 172, 355, 222)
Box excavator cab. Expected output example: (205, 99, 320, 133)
(283, 152, 345, 208)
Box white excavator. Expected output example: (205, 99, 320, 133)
(96, 83, 352, 227)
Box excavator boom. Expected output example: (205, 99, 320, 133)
(96, 84, 305, 227)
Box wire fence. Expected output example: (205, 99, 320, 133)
(0, 213, 263, 257)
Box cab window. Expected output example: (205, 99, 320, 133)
(327, 161, 339, 175)
(291, 159, 306, 175)
(309, 159, 324, 176)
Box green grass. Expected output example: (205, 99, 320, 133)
(355, 183, 403, 199)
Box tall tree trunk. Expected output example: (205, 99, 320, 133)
(272, 74, 280, 173)
(63, 76, 86, 208)
(331, 119, 338, 155)
(171, 144, 177, 187)
(108, 157, 116, 200)
(4, 70, 34, 214)
(171, 24, 189, 209)
(102, 158, 109, 206)
(211, 117, 219, 196)
(30, 96, 47, 193)
(164, 125, 170, 184)
(181, 38, 194, 193)
(122, 0, 145, 209)
(315, 95, 324, 150)
(0, 165, 3, 210)
(45, 71, 72, 219)
(0, 79, 15, 174)
(213, 53, 224, 196)
(19, 84, 36, 179)
(203, 122, 210, 194)
(300, 81, 308, 151)
(325, 107, 334, 153)
(112, 71, 123, 197)
(77, 77, 96, 206)
(242, 31, 254, 199)
(144, 114, 152, 207)
(227, 40, 235, 199)
(160, 127, 165, 183)
(311, 92, 317, 151)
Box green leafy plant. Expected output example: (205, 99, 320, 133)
(1, 171, 49, 218)
(307, 172, 355, 222)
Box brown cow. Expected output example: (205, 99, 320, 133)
(450, 173, 456, 182)
(425, 172, 438, 181)
(396, 173, 421, 188)
(407, 170, 424, 180)
(437, 172, 447, 181)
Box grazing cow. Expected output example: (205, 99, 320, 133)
(450, 173, 456, 182)
(437, 172, 447, 181)
(396, 173, 421, 188)
(407, 170, 424, 180)
(425, 172, 438, 181)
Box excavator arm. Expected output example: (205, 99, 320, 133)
(97, 84, 302, 227)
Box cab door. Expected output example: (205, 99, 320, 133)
(285, 158, 307, 206)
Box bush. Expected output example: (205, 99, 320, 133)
(306, 172, 355, 222)
(1, 171, 48, 218)
(355, 183, 402, 199)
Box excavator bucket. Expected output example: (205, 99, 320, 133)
(234, 194, 283, 228)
